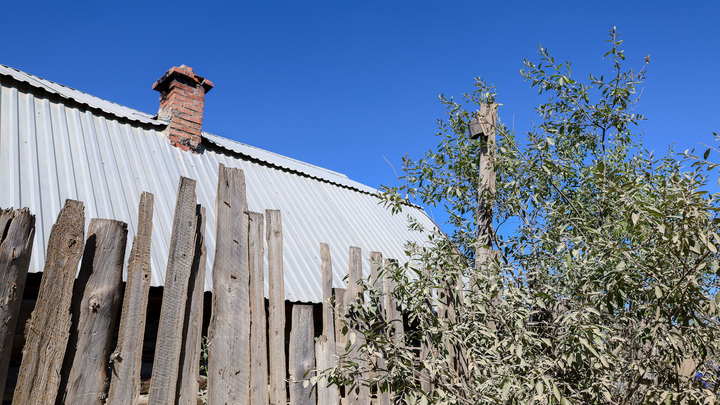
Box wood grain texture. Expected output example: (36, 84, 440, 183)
(13, 200, 84, 405)
(266, 209, 286, 405)
(333, 287, 347, 356)
(63, 218, 128, 405)
(383, 259, 404, 346)
(248, 211, 268, 405)
(475, 103, 498, 273)
(177, 205, 207, 405)
(0, 207, 35, 393)
(346, 246, 369, 405)
(208, 165, 250, 405)
(149, 177, 199, 405)
(369, 251, 390, 405)
(316, 243, 340, 404)
(107, 192, 154, 405)
(289, 304, 316, 405)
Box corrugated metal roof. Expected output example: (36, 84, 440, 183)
(0, 65, 437, 303)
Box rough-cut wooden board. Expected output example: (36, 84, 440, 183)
(63, 218, 128, 405)
(474, 103, 498, 273)
(290, 304, 316, 405)
(266, 209, 286, 405)
(369, 251, 390, 405)
(149, 177, 199, 405)
(208, 165, 250, 405)
(13, 200, 84, 405)
(333, 287, 347, 355)
(383, 259, 404, 345)
(177, 205, 207, 405)
(0, 207, 35, 392)
(383, 259, 404, 401)
(316, 243, 340, 405)
(106, 192, 154, 405)
(248, 211, 268, 405)
(346, 246, 369, 405)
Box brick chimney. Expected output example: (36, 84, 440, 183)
(152, 65, 213, 153)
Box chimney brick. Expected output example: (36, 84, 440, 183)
(152, 65, 213, 153)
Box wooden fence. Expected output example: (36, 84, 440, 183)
(0, 163, 404, 405)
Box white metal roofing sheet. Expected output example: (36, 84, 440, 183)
(0, 66, 437, 303)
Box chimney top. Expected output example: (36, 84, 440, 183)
(153, 65, 213, 153)
(152, 65, 214, 94)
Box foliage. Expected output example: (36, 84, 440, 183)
(321, 28, 720, 404)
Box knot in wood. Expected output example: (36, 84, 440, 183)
(89, 297, 101, 313)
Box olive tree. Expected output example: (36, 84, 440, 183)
(322, 28, 720, 404)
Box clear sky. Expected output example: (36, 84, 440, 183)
(2, 1, 719, 225)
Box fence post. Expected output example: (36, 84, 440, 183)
(249, 211, 268, 405)
(149, 177, 199, 405)
(316, 243, 340, 404)
(63, 218, 128, 405)
(13, 200, 84, 405)
(346, 246, 369, 405)
(0, 207, 35, 392)
(290, 304, 316, 405)
(370, 251, 390, 405)
(177, 205, 207, 405)
(208, 165, 250, 405)
(266, 209, 286, 405)
(107, 192, 154, 405)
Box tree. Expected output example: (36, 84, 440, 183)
(321, 28, 720, 404)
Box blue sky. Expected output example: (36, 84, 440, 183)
(2, 1, 719, 225)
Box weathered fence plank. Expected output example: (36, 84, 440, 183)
(383, 259, 404, 346)
(0, 207, 35, 392)
(370, 251, 390, 405)
(290, 304, 316, 405)
(249, 211, 268, 405)
(316, 243, 340, 405)
(346, 246, 369, 405)
(208, 165, 250, 405)
(333, 287, 347, 355)
(149, 177, 199, 405)
(107, 192, 154, 405)
(13, 200, 84, 405)
(63, 218, 128, 405)
(267, 209, 286, 405)
(177, 205, 207, 405)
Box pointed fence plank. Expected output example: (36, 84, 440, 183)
(267, 209, 286, 405)
(290, 304, 316, 405)
(208, 165, 250, 405)
(13, 200, 84, 405)
(63, 219, 128, 405)
(149, 177, 199, 405)
(177, 205, 207, 405)
(316, 243, 340, 405)
(0, 207, 35, 392)
(346, 246, 369, 405)
(249, 212, 268, 405)
(107, 192, 154, 405)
